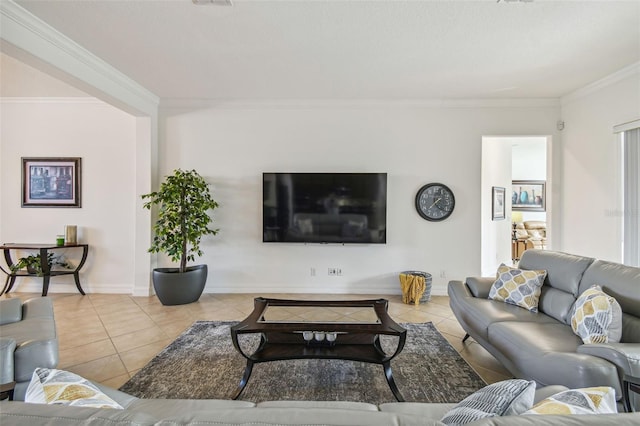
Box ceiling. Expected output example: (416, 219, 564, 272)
(9, 0, 640, 101)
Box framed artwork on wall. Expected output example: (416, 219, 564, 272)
(512, 180, 545, 212)
(22, 157, 82, 207)
(492, 186, 505, 220)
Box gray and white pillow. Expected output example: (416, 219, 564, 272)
(441, 379, 536, 426)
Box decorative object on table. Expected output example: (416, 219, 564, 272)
(399, 271, 432, 304)
(492, 186, 506, 220)
(55, 235, 64, 247)
(21, 158, 81, 208)
(512, 180, 545, 212)
(141, 169, 220, 305)
(415, 183, 455, 221)
(64, 225, 77, 245)
(119, 321, 486, 404)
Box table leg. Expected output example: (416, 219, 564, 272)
(232, 359, 255, 400)
(1, 275, 16, 296)
(73, 272, 86, 295)
(42, 275, 51, 297)
(383, 361, 404, 402)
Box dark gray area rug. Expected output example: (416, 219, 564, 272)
(119, 321, 486, 404)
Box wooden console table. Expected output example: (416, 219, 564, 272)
(0, 243, 89, 297)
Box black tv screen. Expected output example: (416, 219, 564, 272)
(263, 173, 387, 244)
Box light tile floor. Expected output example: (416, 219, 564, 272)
(4, 292, 513, 391)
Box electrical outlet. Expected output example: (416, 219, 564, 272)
(336, 268, 342, 276)
(310, 267, 316, 276)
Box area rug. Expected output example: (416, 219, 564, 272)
(119, 321, 486, 404)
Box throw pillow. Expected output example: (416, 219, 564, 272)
(440, 379, 536, 425)
(488, 264, 547, 312)
(25, 368, 123, 409)
(570, 285, 622, 344)
(523, 386, 617, 415)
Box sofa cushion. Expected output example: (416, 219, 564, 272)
(523, 386, 617, 415)
(488, 322, 620, 391)
(440, 379, 536, 425)
(518, 250, 594, 296)
(571, 285, 622, 344)
(0, 298, 22, 325)
(25, 368, 123, 409)
(488, 264, 546, 312)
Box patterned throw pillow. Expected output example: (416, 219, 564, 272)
(488, 264, 547, 312)
(441, 379, 536, 425)
(570, 285, 622, 344)
(25, 368, 123, 409)
(523, 386, 617, 415)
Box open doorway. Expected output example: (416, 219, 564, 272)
(481, 136, 551, 276)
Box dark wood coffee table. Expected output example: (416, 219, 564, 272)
(230, 297, 407, 401)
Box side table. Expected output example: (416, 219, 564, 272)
(623, 374, 640, 413)
(0, 243, 89, 296)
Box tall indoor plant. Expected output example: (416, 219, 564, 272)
(142, 169, 219, 305)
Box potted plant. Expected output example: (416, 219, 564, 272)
(142, 169, 219, 305)
(10, 253, 71, 276)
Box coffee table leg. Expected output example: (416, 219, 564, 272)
(232, 359, 254, 400)
(383, 361, 404, 402)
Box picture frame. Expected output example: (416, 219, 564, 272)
(492, 186, 505, 220)
(512, 180, 545, 212)
(22, 157, 82, 207)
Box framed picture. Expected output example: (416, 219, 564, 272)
(492, 186, 505, 220)
(22, 157, 82, 207)
(512, 180, 545, 212)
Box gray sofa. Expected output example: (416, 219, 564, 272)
(0, 297, 58, 401)
(448, 249, 640, 410)
(1, 383, 639, 425)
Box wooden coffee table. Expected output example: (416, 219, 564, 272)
(230, 297, 407, 401)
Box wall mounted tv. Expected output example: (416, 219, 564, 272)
(263, 173, 387, 244)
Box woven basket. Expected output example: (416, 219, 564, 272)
(400, 270, 432, 303)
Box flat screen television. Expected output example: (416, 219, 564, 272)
(263, 173, 387, 244)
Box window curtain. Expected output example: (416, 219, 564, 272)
(616, 121, 640, 267)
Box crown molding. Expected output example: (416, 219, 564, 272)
(160, 97, 560, 110)
(561, 61, 640, 105)
(0, 97, 103, 104)
(0, 0, 159, 115)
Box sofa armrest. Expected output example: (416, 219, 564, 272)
(465, 277, 495, 298)
(22, 297, 54, 319)
(577, 343, 640, 377)
(0, 337, 16, 384)
(0, 298, 22, 325)
(92, 382, 139, 408)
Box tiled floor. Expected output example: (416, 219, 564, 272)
(4, 292, 513, 391)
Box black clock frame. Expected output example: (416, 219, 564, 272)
(415, 183, 455, 222)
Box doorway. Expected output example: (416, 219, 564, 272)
(481, 136, 551, 276)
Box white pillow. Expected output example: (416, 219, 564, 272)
(25, 368, 123, 409)
(441, 379, 536, 425)
(523, 386, 617, 415)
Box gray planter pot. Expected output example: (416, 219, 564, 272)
(152, 264, 207, 306)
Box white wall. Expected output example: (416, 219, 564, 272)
(159, 102, 560, 296)
(512, 139, 547, 223)
(0, 98, 138, 293)
(481, 137, 513, 276)
(560, 67, 640, 262)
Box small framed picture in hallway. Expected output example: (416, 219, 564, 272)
(492, 186, 505, 220)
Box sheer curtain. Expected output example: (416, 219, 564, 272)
(615, 120, 640, 267)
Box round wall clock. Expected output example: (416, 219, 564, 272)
(415, 183, 455, 221)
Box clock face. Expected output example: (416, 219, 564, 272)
(415, 183, 455, 221)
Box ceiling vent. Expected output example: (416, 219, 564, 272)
(192, 0, 233, 5)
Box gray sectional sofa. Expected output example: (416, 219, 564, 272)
(448, 249, 640, 410)
(1, 383, 639, 425)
